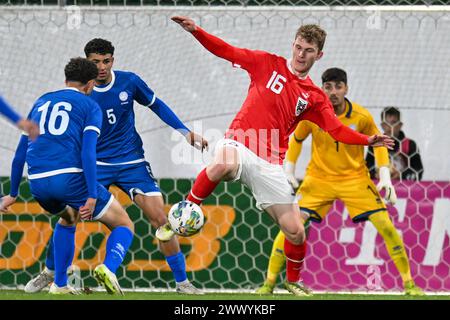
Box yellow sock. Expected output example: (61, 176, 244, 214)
(369, 212, 413, 284)
(266, 230, 286, 285)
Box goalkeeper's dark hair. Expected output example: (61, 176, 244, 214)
(321, 68, 347, 85)
(64, 57, 98, 84)
(381, 106, 402, 122)
(84, 38, 115, 57)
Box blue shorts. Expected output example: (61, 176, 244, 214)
(29, 173, 113, 220)
(97, 161, 161, 200)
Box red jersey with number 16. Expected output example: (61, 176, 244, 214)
(193, 28, 348, 165)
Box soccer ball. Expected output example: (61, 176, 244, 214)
(168, 200, 205, 237)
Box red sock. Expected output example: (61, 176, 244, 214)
(284, 238, 307, 283)
(187, 168, 219, 205)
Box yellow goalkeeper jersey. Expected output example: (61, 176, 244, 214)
(286, 98, 389, 181)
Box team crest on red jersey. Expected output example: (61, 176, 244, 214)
(295, 96, 308, 116)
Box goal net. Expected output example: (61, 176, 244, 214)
(0, 2, 449, 293)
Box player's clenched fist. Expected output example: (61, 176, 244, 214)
(171, 16, 197, 33)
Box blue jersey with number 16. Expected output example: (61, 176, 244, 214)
(26, 88, 102, 177)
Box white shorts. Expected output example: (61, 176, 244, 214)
(215, 139, 297, 210)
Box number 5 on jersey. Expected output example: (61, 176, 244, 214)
(107, 108, 116, 124)
(266, 71, 286, 94)
(37, 101, 72, 135)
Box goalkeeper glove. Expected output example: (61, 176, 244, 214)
(284, 161, 299, 189)
(377, 166, 397, 205)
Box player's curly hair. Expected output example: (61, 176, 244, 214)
(322, 68, 347, 85)
(64, 57, 99, 84)
(84, 38, 115, 57)
(295, 24, 327, 52)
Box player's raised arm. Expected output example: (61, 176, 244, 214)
(150, 97, 208, 151)
(305, 95, 394, 149)
(0, 95, 22, 125)
(0, 95, 39, 140)
(0, 134, 28, 212)
(131, 73, 208, 152)
(171, 15, 259, 70)
(327, 122, 394, 149)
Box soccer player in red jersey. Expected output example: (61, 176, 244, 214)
(169, 16, 394, 294)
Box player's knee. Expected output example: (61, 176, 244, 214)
(149, 212, 168, 229)
(141, 205, 168, 228)
(291, 232, 305, 245)
(284, 226, 305, 245)
(208, 162, 233, 179)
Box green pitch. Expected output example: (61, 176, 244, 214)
(0, 290, 448, 300)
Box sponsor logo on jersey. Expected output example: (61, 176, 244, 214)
(295, 96, 308, 116)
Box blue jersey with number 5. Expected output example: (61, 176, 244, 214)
(89, 70, 155, 164)
(26, 88, 102, 176)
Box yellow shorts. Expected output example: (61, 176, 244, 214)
(298, 174, 386, 223)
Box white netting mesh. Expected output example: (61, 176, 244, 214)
(0, 6, 449, 178)
(0, 5, 449, 293)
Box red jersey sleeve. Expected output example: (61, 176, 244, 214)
(304, 92, 369, 145)
(328, 125, 369, 145)
(192, 27, 267, 73)
(303, 93, 342, 132)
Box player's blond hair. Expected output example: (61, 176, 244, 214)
(295, 24, 327, 52)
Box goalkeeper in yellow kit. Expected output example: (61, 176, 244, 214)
(256, 68, 423, 296)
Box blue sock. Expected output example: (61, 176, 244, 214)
(166, 252, 187, 283)
(53, 223, 76, 287)
(104, 226, 133, 274)
(45, 232, 55, 271)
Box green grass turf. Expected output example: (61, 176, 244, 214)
(0, 290, 448, 300)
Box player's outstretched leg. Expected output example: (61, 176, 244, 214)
(155, 144, 239, 242)
(369, 212, 424, 296)
(282, 236, 311, 297)
(95, 198, 135, 295)
(265, 204, 312, 296)
(186, 145, 239, 206)
(256, 219, 313, 295)
(155, 147, 235, 241)
(135, 194, 203, 295)
(155, 165, 221, 241)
